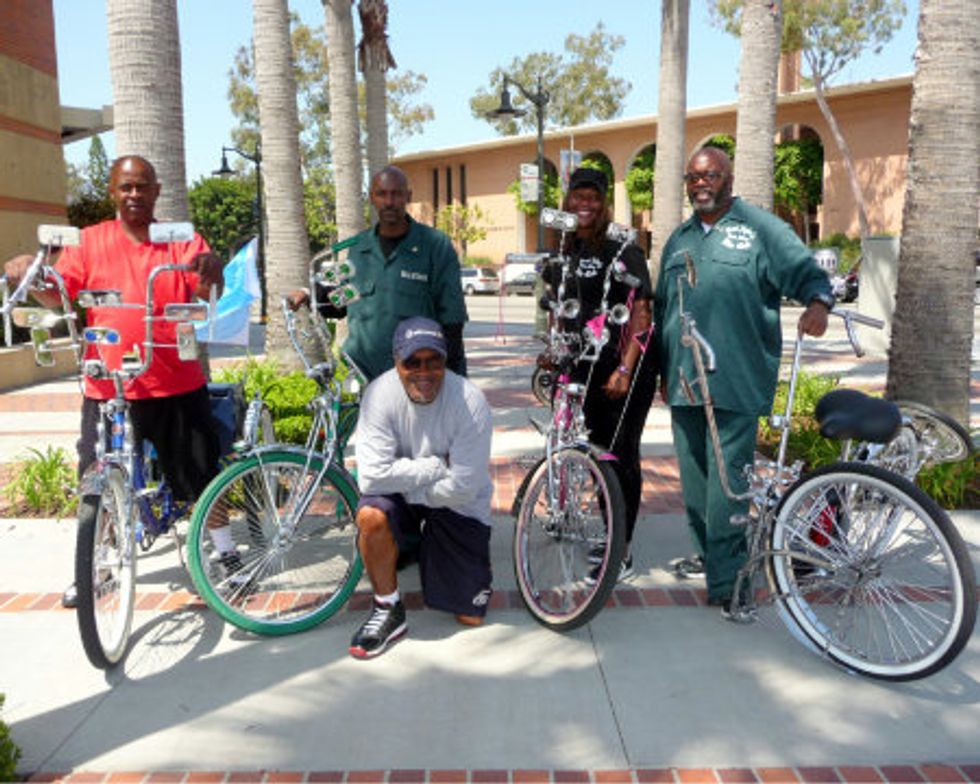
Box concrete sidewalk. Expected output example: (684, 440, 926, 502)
(0, 318, 978, 783)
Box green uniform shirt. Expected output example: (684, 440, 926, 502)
(344, 216, 468, 381)
(654, 198, 833, 416)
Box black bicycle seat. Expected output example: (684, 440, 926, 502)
(814, 389, 902, 443)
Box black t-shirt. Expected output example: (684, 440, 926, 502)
(543, 236, 652, 378)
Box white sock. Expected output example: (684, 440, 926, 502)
(209, 525, 235, 555)
(375, 590, 400, 606)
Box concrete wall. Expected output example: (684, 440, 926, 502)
(396, 77, 913, 264)
(0, 0, 67, 263)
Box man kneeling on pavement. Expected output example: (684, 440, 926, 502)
(350, 316, 494, 659)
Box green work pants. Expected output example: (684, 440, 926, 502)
(670, 406, 758, 602)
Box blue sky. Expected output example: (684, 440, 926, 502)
(54, 0, 920, 183)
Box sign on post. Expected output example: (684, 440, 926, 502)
(520, 163, 539, 202)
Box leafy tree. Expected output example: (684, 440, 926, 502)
(507, 173, 562, 216)
(710, 0, 907, 237)
(228, 13, 432, 167)
(773, 136, 823, 242)
(304, 166, 338, 253)
(703, 133, 736, 158)
(625, 145, 656, 213)
(65, 136, 116, 228)
(470, 23, 631, 134)
(188, 176, 257, 262)
(435, 203, 491, 258)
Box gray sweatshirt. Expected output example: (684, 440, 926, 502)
(355, 369, 493, 526)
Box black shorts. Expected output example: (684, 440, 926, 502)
(77, 386, 220, 502)
(358, 494, 493, 617)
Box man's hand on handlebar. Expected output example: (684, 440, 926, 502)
(3, 254, 37, 290)
(190, 251, 225, 300)
(286, 289, 311, 311)
(798, 300, 830, 337)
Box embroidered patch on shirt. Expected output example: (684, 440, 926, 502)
(720, 225, 756, 250)
(401, 270, 428, 282)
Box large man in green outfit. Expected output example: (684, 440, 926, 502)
(654, 146, 834, 614)
(291, 165, 468, 381)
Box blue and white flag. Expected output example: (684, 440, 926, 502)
(195, 237, 261, 345)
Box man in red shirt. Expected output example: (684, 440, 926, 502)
(4, 155, 225, 606)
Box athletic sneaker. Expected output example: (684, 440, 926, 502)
(671, 554, 705, 579)
(349, 600, 407, 659)
(586, 555, 634, 585)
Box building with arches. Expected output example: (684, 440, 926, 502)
(393, 74, 912, 264)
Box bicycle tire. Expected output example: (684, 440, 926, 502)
(187, 448, 362, 635)
(769, 462, 977, 681)
(513, 448, 627, 632)
(75, 467, 136, 669)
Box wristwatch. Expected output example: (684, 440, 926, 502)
(809, 291, 835, 311)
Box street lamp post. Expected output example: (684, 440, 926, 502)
(488, 76, 551, 333)
(487, 75, 550, 252)
(214, 144, 266, 320)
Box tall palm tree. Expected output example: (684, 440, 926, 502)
(358, 0, 395, 181)
(324, 0, 364, 242)
(650, 0, 690, 271)
(106, 0, 189, 220)
(885, 0, 978, 425)
(733, 0, 782, 209)
(253, 0, 312, 366)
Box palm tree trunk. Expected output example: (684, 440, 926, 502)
(106, 0, 189, 221)
(253, 0, 312, 368)
(651, 0, 689, 274)
(358, 0, 395, 182)
(806, 59, 871, 239)
(733, 0, 781, 210)
(324, 0, 364, 242)
(885, 0, 978, 425)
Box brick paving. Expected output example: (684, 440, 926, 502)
(22, 765, 980, 783)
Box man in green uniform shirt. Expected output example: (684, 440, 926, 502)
(654, 146, 834, 614)
(291, 165, 468, 382)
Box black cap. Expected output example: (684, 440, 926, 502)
(567, 167, 608, 198)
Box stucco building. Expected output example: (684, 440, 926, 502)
(394, 74, 912, 264)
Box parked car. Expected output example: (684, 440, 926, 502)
(460, 267, 500, 295)
(506, 270, 538, 296)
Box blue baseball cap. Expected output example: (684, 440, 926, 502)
(392, 317, 447, 362)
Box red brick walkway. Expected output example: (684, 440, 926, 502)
(23, 762, 980, 782)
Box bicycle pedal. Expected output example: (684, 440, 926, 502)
(723, 605, 757, 624)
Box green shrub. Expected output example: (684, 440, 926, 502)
(0, 694, 21, 782)
(2, 446, 77, 517)
(760, 372, 979, 509)
(462, 256, 493, 268)
(213, 357, 328, 446)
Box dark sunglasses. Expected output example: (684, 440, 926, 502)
(684, 171, 724, 185)
(401, 354, 446, 372)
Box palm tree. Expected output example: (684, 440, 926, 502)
(650, 0, 690, 270)
(324, 0, 364, 242)
(358, 0, 395, 181)
(106, 0, 189, 220)
(733, 0, 782, 209)
(885, 0, 978, 425)
(253, 0, 312, 367)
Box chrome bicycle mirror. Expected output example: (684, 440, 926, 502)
(165, 302, 208, 322)
(149, 222, 194, 244)
(30, 327, 55, 367)
(608, 303, 630, 326)
(12, 307, 61, 329)
(540, 207, 578, 232)
(606, 222, 637, 244)
(175, 322, 199, 360)
(37, 224, 81, 248)
(558, 298, 581, 320)
(77, 289, 123, 308)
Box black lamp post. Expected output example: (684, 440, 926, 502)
(214, 144, 266, 320)
(487, 76, 550, 252)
